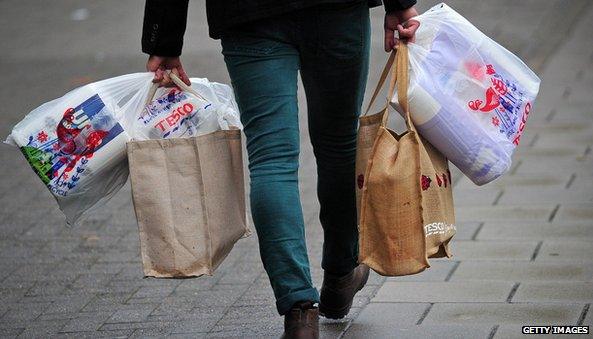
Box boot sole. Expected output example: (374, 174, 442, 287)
(319, 268, 370, 319)
(319, 301, 353, 319)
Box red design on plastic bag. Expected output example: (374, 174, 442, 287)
(513, 102, 532, 145)
(491, 78, 508, 95)
(357, 174, 364, 189)
(468, 88, 500, 112)
(492, 116, 500, 127)
(436, 174, 442, 187)
(37, 131, 48, 143)
(464, 61, 486, 81)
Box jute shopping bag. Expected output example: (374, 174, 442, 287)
(128, 75, 250, 278)
(357, 45, 456, 276)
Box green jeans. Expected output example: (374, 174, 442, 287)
(221, 1, 371, 315)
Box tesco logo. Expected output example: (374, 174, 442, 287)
(512, 102, 531, 146)
(154, 103, 195, 132)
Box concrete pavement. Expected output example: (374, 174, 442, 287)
(0, 0, 592, 338)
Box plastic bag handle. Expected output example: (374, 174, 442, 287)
(143, 72, 209, 107)
(144, 82, 160, 107)
(170, 73, 207, 102)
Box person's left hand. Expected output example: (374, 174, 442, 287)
(384, 7, 420, 52)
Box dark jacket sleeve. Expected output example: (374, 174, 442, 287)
(383, 0, 417, 13)
(142, 0, 189, 57)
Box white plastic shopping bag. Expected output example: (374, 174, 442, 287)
(5, 73, 154, 225)
(5, 71, 242, 225)
(391, 3, 541, 185)
(126, 77, 242, 140)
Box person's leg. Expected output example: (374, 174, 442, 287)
(298, 1, 371, 275)
(221, 23, 319, 316)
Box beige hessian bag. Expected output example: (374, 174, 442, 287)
(128, 74, 250, 278)
(357, 46, 456, 276)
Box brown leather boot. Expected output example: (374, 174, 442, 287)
(319, 264, 370, 319)
(282, 301, 319, 339)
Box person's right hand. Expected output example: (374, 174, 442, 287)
(384, 7, 420, 52)
(146, 55, 191, 86)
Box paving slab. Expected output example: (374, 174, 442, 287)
(512, 282, 593, 303)
(455, 205, 557, 222)
(515, 158, 593, 176)
(445, 240, 539, 261)
(341, 303, 429, 338)
(451, 262, 593, 282)
(497, 187, 593, 204)
(532, 131, 593, 148)
(536, 241, 593, 262)
(570, 175, 593, 190)
(423, 303, 583, 326)
(453, 188, 502, 206)
(59, 312, 114, 333)
(345, 323, 493, 339)
(477, 221, 593, 240)
(451, 222, 483, 240)
(388, 261, 458, 282)
(554, 203, 593, 222)
(456, 174, 571, 191)
(373, 281, 514, 303)
(513, 146, 588, 159)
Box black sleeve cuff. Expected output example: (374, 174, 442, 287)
(142, 0, 189, 57)
(383, 0, 417, 13)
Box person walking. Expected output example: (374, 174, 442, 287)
(142, 0, 419, 337)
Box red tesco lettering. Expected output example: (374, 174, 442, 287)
(154, 103, 195, 132)
(513, 102, 531, 146)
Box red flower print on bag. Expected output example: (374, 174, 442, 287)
(37, 131, 48, 143)
(421, 175, 431, 191)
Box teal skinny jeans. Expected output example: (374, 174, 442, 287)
(221, 1, 370, 315)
